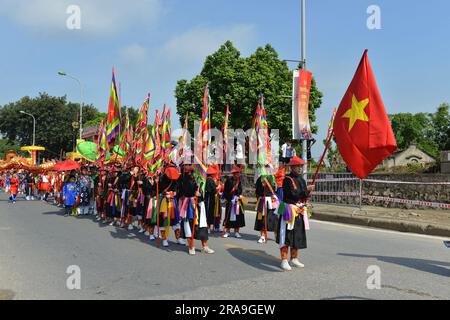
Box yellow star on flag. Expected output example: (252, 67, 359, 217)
(342, 95, 370, 131)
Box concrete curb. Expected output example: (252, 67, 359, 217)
(243, 203, 450, 237)
(310, 212, 450, 237)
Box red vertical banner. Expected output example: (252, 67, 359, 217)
(292, 69, 313, 140)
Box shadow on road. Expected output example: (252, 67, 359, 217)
(226, 247, 282, 273)
(338, 253, 450, 277)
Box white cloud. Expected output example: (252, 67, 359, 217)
(160, 24, 257, 65)
(0, 0, 163, 36)
(119, 44, 148, 64)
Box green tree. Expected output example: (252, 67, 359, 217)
(0, 93, 99, 159)
(175, 41, 323, 142)
(431, 103, 450, 151)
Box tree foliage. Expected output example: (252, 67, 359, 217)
(0, 93, 98, 159)
(389, 103, 449, 158)
(175, 41, 323, 142)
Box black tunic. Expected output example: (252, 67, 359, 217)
(275, 173, 308, 249)
(223, 176, 245, 229)
(179, 175, 208, 241)
(254, 176, 277, 232)
(205, 177, 219, 226)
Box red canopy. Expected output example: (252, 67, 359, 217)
(51, 160, 81, 172)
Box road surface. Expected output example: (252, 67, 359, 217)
(0, 192, 448, 300)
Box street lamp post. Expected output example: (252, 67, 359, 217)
(58, 71, 84, 140)
(20, 111, 36, 146)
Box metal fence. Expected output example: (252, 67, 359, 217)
(307, 173, 362, 207)
(306, 172, 450, 210)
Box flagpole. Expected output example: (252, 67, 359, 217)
(301, 0, 308, 181)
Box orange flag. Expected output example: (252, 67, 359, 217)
(334, 50, 397, 179)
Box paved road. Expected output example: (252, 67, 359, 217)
(0, 192, 449, 300)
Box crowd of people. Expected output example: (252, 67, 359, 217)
(0, 157, 314, 271)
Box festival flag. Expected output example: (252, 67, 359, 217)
(144, 125, 156, 163)
(96, 120, 109, 165)
(106, 68, 121, 147)
(178, 112, 190, 163)
(222, 105, 230, 162)
(161, 107, 172, 162)
(255, 94, 274, 177)
(147, 110, 163, 176)
(327, 108, 337, 140)
(194, 83, 210, 192)
(135, 94, 150, 138)
(333, 50, 397, 179)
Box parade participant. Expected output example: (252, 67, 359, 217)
(119, 165, 134, 229)
(143, 174, 158, 240)
(254, 172, 278, 244)
(205, 167, 221, 234)
(276, 156, 314, 271)
(39, 172, 50, 201)
(179, 167, 214, 255)
(5, 172, 11, 194)
(158, 166, 185, 247)
(9, 173, 20, 204)
(77, 167, 92, 215)
(222, 167, 246, 238)
(105, 167, 121, 225)
(63, 175, 78, 217)
(274, 162, 286, 201)
(25, 171, 35, 201)
(129, 166, 146, 232)
(94, 167, 108, 222)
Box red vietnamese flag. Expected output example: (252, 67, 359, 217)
(334, 50, 397, 179)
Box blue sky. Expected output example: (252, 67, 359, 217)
(0, 0, 449, 159)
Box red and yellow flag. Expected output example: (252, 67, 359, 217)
(334, 50, 397, 179)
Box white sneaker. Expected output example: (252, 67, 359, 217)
(138, 228, 145, 233)
(96, 217, 101, 221)
(144, 231, 150, 236)
(281, 259, 292, 271)
(257, 237, 266, 244)
(149, 235, 156, 241)
(223, 233, 230, 238)
(202, 247, 215, 254)
(291, 259, 305, 268)
(128, 224, 134, 231)
(189, 248, 196, 255)
(162, 240, 169, 247)
(235, 232, 242, 239)
(109, 221, 115, 226)
(177, 238, 186, 245)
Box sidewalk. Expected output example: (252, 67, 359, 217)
(244, 197, 450, 237)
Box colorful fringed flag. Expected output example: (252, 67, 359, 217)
(96, 120, 109, 165)
(255, 94, 274, 177)
(194, 83, 210, 192)
(135, 94, 150, 138)
(147, 110, 163, 177)
(144, 125, 155, 163)
(222, 104, 230, 162)
(161, 107, 172, 162)
(179, 112, 189, 163)
(106, 68, 121, 147)
(327, 108, 337, 140)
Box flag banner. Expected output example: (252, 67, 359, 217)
(194, 83, 210, 193)
(292, 69, 313, 140)
(106, 68, 121, 147)
(333, 50, 397, 179)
